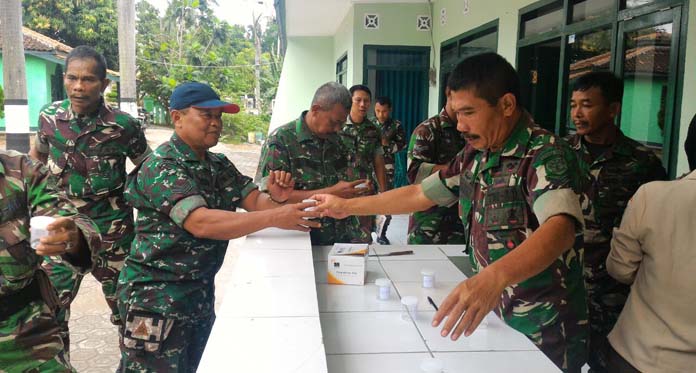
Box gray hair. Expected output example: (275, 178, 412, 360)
(311, 82, 352, 111)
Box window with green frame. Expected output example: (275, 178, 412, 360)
(336, 54, 348, 86)
(439, 20, 498, 108)
(516, 0, 687, 175)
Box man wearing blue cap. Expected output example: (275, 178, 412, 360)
(116, 82, 320, 372)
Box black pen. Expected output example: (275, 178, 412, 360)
(427, 296, 439, 311)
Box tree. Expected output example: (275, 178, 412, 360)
(2, 0, 30, 151)
(22, 0, 120, 70)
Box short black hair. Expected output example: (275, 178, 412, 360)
(65, 45, 108, 80)
(447, 52, 520, 106)
(572, 71, 623, 104)
(349, 84, 372, 99)
(375, 96, 392, 108)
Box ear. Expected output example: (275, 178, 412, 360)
(171, 110, 183, 128)
(608, 101, 621, 119)
(499, 93, 517, 117)
(100, 78, 111, 93)
(309, 104, 323, 114)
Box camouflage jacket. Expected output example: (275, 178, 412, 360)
(565, 129, 666, 335)
(255, 113, 369, 245)
(118, 134, 257, 320)
(0, 150, 101, 298)
(35, 99, 151, 247)
(340, 115, 384, 184)
(377, 118, 407, 177)
(422, 112, 587, 369)
(406, 108, 467, 244)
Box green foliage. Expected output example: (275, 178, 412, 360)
(22, 0, 119, 70)
(135, 0, 283, 139)
(0, 84, 4, 119)
(221, 112, 270, 143)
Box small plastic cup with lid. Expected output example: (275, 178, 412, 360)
(420, 357, 444, 373)
(421, 268, 435, 288)
(30, 216, 56, 250)
(375, 278, 391, 300)
(400, 295, 419, 321)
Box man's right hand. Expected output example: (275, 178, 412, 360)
(311, 194, 351, 220)
(330, 179, 371, 199)
(272, 201, 322, 231)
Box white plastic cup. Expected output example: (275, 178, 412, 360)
(401, 295, 419, 321)
(420, 357, 444, 372)
(421, 269, 435, 288)
(478, 314, 490, 330)
(375, 278, 391, 300)
(30, 216, 56, 250)
(302, 199, 318, 212)
(355, 182, 368, 190)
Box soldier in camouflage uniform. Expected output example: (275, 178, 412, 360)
(255, 82, 370, 245)
(0, 150, 100, 373)
(313, 54, 588, 372)
(28, 46, 151, 354)
(565, 72, 667, 372)
(117, 82, 319, 372)
(373, 96, 406, 244)
(407, 90, 467, 244)
(340, 85, 387, 241)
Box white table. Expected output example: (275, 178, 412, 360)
(198, 229, 560, 373)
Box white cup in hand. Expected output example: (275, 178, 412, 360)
(354, 182, 368, 190)
(30, 216, 57, 250)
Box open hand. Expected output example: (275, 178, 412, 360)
(331, 179, 371, 199)
(431, 268, 507, 339)
(311, 194, 351, 220)
(272, 201, 322, 232)
(267, 170, 295, 203)
(36, 217, 82, 256)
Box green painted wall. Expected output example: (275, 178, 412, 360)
(269, 36, 334, 130)
(350, 3, 432, 84)
(428, 0, 536, 114)
(621, 77, 667, 146)
(0, 54, 58, 131)
(334, 9, 354, 87)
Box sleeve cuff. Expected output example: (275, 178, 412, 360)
(414, 162, 436, 184)
(130, 146, 153, 165)
(34, 135, 49, 153)
(72, 213, 104, 273)
(170, 195, 208, 227)
(240, 181, 258, 200)
(421, 172, 458, 207)
(532, 189, 584, 232)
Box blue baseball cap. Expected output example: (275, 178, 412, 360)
(169, 82, 240, 113)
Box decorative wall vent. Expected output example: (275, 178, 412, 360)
(364, 14, 379, 30)
(440, 8, 447, 26)
(417, 15, 431, 31)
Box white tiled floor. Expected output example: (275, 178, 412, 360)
(316, 282, 402, 312)
(219, 276, 319, 317)
(320, 312, 428, 354)
(434, 351, 559, 372)
(391, 281, 464, 311)
(199, 316, 327, 373)
(379, 259, 466, 283)
(326, 353, 431, 373)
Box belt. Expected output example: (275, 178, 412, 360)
(0, 280, 42, 320)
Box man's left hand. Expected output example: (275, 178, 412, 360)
(267, 170, 295, 203)
(431, 267, 507, 339)
(36, 217, 83, 256)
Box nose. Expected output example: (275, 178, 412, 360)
(457, 120, 468, 133)
(572, 106, 582, 119)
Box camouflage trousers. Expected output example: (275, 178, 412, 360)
(0, 299, 74, 373)
(505, 308, 589, 373)
(407, 206, 466, 244)
(584, 242, 630, 372)
(118, 308, 215, 373)
(42, 239, 128, 355)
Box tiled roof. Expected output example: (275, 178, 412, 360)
(0, 27, 72, 54)
(0, 27, 119, 77)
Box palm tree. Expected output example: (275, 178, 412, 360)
(1, 0, 30, 151)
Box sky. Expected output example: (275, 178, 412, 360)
(145, 0, 276, 27)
